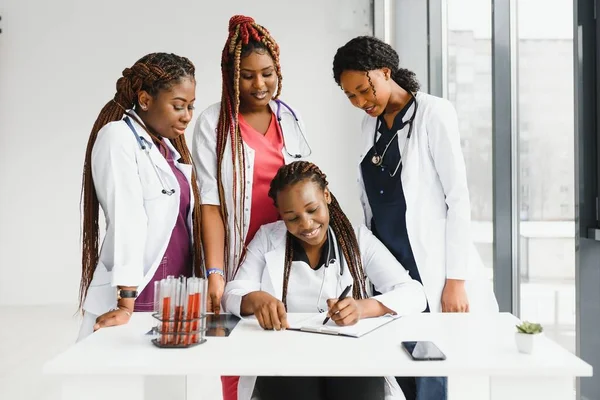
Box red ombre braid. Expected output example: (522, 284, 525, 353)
(216, 15, 283, 280)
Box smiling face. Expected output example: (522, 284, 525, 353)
(276, 178, 332, 249)
(339, 68, 392, 117)
(137, 77, 196, 139)
(238, 50, 277, 112)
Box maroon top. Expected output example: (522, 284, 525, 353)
(134, 144, 193, 312)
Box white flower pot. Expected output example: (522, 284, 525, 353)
(515, 332, 543, 354)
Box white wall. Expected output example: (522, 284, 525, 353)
(0, 0, 372, 305)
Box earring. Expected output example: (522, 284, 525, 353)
(141, 105, 148, 111)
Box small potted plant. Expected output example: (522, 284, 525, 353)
(515, 321, 544, 354)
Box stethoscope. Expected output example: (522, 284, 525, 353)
(315, 227, 344, 313)
(370, 95, 419, 178)
(274, 99, 312, 159)
(124, 115, 176, 196)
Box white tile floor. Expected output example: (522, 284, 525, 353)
(0, 305, 223, 400)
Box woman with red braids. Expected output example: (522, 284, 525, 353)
(192, 15, 310, 400)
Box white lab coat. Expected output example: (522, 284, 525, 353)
(79, 111, 195, 339)
(192, 100, 310, 281)
(357, 92, 498, 313)
(223, 220, 427, 400)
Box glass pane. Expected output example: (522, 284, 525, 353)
(517, 0, 575, 355)
(446, 0, 493, 280)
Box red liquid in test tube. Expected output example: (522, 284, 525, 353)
(185, 288, 195, 345)
(161, 295, 171, 346)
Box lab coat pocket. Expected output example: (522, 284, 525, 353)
(83, 263, 116, 316)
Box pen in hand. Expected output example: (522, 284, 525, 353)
(323, 284, 352, 325)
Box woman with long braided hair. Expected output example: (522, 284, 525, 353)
(193, 14, 310, 305)
(192, 16, 309, 398)
(333, 36, 498, 400)
(222, 161, 426, 400)
(77, 53, 202, 339)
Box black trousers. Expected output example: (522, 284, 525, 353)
(254, 376, 386, 400)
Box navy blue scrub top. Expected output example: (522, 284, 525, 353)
(360, 97, 423, 286)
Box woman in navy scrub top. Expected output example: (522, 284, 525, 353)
(332, 36, 498, 400)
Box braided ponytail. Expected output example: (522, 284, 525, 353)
(217, 15, 283, 280)
(80, 53, 203, 308)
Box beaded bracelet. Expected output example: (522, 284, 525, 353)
(207, 268, 225, 279)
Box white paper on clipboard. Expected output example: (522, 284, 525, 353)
(288, 312, 399, 338)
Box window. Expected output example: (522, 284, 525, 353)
(446, 0, 575, 356)
(517, 0, 575, 355)
(447, 0, 493, 278)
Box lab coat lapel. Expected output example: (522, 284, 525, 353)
(264, 244, 286, 301)
(127, 112, 173, 177)
(399, 98, 422, 253)
(398, 98, 419, 211)
(146, 140, 175, 177)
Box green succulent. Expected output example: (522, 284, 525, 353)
(516, 321, 543, 334)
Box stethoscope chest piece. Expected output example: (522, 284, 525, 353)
(369, 95, 419, 177)
(371, 154, 383, 167)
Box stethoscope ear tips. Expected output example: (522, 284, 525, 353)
(162, 189, 176, 196)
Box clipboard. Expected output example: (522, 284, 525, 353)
(288, 312, 399, 338)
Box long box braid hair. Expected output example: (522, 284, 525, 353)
(79, 53, 204, 308)
(268, 161, 369, 309)
(217, 15, 283, 280)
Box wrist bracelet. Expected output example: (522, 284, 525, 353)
(207, 268, 225, 279)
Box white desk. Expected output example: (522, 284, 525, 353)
(44, 312, 592, 400)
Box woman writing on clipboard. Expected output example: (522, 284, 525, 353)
(223, 161, 427, 400)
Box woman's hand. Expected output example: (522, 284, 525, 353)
(243, 291, 289, 330)
(93, 306, 132, 331)
(207, 273, 225, 315)
(326, 297, 365, 326)
(441, 279, 469, 312)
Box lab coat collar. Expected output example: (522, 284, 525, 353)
(377, 95, 416, 133)
(124, 109, 182, 161)
(267, 99, 294, 118)
(267, 100, 280, 116)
